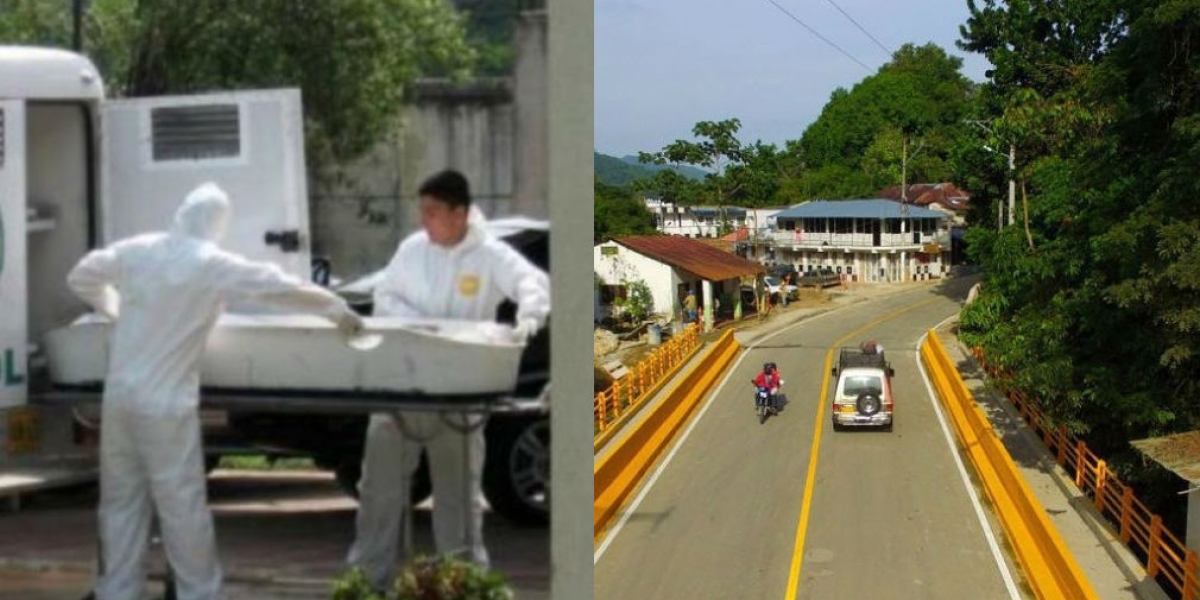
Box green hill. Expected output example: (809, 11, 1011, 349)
(594, 152, 709, 187)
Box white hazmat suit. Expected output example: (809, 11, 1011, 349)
(346, 207, 549, 590)
(67, 182, 362, 600)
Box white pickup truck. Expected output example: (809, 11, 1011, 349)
(829, 347, 895, 431)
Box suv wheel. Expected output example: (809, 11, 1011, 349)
(484, 416, 549, 526)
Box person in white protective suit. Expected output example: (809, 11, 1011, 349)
(346, 169, 550, 591)
(67, 182, 364, 600)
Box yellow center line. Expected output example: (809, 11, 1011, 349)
(783, 296, 943, 600)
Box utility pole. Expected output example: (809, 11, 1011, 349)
(901, 137, 908, 282)
(967, 120, 1016, 232)
(73, 0, 84, 51)
(1007, 143, 1016, 228)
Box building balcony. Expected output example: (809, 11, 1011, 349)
(771, 231, 950, 252)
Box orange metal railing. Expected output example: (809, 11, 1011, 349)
(594, 324, 700, 435)
(973, 348, 1200, 600)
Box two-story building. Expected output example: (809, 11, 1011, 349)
(772, 200, 951, 283)
(644, 197, 750, 238)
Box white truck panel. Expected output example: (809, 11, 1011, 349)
(0, 100, 27, 408)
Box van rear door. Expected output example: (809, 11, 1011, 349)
(100, 90, 312, 281)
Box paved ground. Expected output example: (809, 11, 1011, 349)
(595, 274, 1167, 600)
(0, 470, 548, 599)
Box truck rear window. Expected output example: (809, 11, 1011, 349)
(843, 375, 882, 396)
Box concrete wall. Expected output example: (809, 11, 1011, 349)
(513, 11, 548, 220)
(310, 12, 547, 279)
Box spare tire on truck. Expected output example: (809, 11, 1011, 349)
(856, 392, 881, 416)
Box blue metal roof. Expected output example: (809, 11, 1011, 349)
(690, 206, 747, 218)
(774, 200, 945, 220)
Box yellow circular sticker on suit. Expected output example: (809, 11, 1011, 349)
(458, 274, 481, 297)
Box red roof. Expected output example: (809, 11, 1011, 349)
(614, 235, 765, 281)
(720, 227, 751, 242)
(879, 183, 971, 212)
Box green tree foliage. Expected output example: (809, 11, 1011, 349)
(0, 0, 476, 167)
(798, 43, 975, 198)
(595, 180, 657, 243)
(639, 118, 747, 208)
(956, 1, 1200, 527)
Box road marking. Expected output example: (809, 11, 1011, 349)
(594, 302, 850, 563)
(913, 320, 1022, 599)
(783, 296, 941, 600)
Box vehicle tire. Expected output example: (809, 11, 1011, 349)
(832, 419, 843, 432)
(334, 455, 432, 506)
(856, 392, 881, 416)
(484, 417, 550, 527)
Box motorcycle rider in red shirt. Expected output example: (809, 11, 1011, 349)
(753, 362, 784, 409)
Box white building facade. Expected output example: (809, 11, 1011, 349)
(772, 200, 951, 283)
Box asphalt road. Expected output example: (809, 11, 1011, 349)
(595, 277, 1027, 600)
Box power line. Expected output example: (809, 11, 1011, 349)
(822, 0, 892, 57)
(758, 0, 872, 71)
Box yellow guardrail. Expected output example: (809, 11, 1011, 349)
(594, 324, 701, 437)
(594, 328, 740, 540)
(973, 347, 1200, 600)
(921, 331, 1098, 600)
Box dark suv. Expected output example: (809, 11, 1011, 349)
(221, 219, 551, 526)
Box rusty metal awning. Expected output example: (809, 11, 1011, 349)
(1131, 431, 1200, 483)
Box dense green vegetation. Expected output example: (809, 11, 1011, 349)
(594, 180, 656, 243)
(0, 0, 483, 168)
(953, 0, 1200, 527)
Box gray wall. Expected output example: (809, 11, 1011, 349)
(310, 11, 548, 279)
(513, 11, 548, 220)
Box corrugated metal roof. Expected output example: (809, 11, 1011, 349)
(774, 200, 946, 220)
(614, 235, 765, 281)
(1131, 431, 1200, 483)
(691, 206, 747, 218)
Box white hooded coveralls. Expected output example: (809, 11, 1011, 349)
(347, 211, 549, 590)
(67, 183, 359, 600)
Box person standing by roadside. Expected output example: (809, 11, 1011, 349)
(683, 289, 698, 324)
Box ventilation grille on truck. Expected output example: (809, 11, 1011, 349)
(151, 104, 240, 161)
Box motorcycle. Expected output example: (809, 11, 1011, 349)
(751, 379, 784, 423)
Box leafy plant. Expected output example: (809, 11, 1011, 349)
(394, 555, 513, 600)
(613, 279, 654, 323)
(330, 556, 514, 600)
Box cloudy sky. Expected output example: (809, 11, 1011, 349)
(595, 0, 993, 158)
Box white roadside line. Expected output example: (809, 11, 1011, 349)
(915, 318, 1022, 600)
(593, 306, 844, 563)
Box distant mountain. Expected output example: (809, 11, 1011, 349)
(619, 155, 709, 181)
(594, 152, 709, 187)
